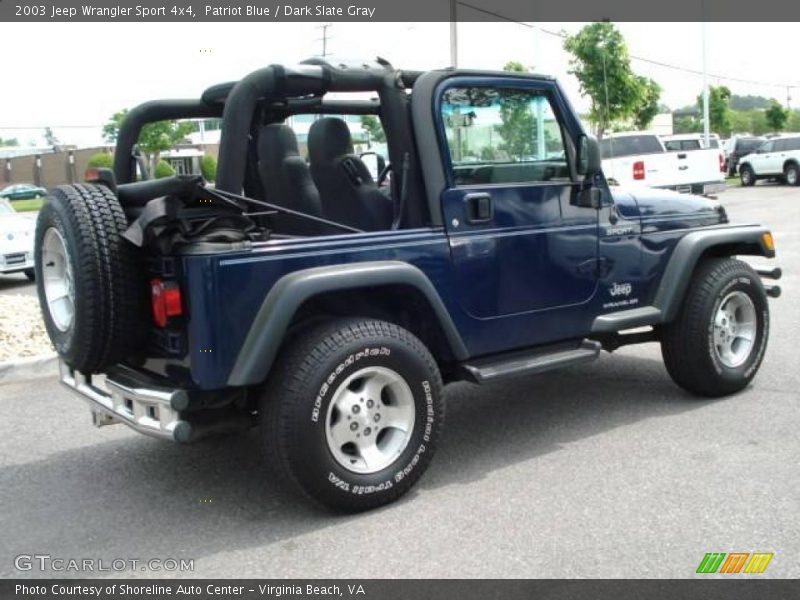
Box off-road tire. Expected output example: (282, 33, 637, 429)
(784, 162, 799, 186)
(661, 258, 769, 398)
(34, 184, 145, 373)
(260, 318, 445, 512)
(739, 165, 756, 187)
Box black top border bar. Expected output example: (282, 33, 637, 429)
(2, 0, 800, 22)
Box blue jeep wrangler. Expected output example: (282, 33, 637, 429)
(34, 58, 781, 511)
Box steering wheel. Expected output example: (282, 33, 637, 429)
(377, 163, 392, 187)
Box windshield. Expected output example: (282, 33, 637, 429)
(600, 135, 663, 159)
(738, 138, 764, 153)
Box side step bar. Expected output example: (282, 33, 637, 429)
(459, 340, 602, 384)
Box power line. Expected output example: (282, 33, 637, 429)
(455, 1, 800, 89)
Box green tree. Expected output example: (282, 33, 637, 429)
(495, 61, 536, 160)
(359, 115, 386, 145)
(764, 101, 789, 133)
(697, 86, 732, 136)
(633, 77, 662, 130)
(103, 109, 193, 178)
(154, 160, 175, 179)
(87, 152, 113, 169)
(44, 127, 59, 147)
(563, 22, 647, 139)
(0, 137, 19, 147)
(788, 110, 800, 133)
(200, 154, 217, 182)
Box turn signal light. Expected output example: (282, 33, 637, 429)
(150, 279, 182, 328)
(761, 232, 775, 252)
(719, 153, 726, 173)
(633, 161, 645, 180)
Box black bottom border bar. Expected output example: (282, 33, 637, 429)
(2, 580, 799, 600)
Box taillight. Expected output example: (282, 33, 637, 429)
(719, 153, 726, 173)
(633, 161, 645, 180)
(150, 278, 182, 328)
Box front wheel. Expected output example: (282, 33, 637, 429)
(661, 258, 769, 397)
(784, 163, 799, 186)
(260, 318, 445, 512)
(740, 165, 756, 186)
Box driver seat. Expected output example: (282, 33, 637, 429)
(307, 117, 392, 232)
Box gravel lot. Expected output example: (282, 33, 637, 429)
(0, 295, 52, 360)
(0, 183, 797, 579)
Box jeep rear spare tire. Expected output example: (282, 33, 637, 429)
(34, 184, 145, 373)
(260, 318, 445, 512)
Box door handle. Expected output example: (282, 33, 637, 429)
(677, 153, 687, 159)
(464, 193, 493, 224)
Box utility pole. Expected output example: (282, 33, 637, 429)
(449, 0, 458, 68)
(701, 20, 710, 147)
(316, 24, 333, 57)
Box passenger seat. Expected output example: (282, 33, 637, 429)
(257, 123, 324, 236)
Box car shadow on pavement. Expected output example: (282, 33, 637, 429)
(0, 352, 717, 578)
(0, 274, 33, 293)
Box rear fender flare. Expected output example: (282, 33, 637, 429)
(227, 261, 468, 386)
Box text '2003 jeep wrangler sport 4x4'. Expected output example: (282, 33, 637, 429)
(35, 58, 782, 512)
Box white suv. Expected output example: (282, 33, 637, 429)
(739, 134, 800, 186)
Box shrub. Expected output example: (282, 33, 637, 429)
(86, 152, 113, 169)
(200, 154, 217, 182)
(154, 160, 175, 179)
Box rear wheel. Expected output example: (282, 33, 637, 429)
(260, 318, 445, 512)
(661, 258, 769, 397)
(784, 163, 799, 186)
(34, 184, 146, 373)
(740, 165, 755, 186)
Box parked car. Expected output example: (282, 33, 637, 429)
(600, 131, 726, 195)
(36, 58, 780, 512)
(739, 134, 800, 186)
(725, 136, 765, 176)
(0, 183, 47, 201)
(0, 198, 35, 279)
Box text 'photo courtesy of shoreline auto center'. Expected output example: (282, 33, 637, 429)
(0, 1, 798, 598)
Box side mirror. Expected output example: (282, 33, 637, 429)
(576, 134, 601, 177)
(359, 151, 386, 181)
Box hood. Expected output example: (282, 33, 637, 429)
(0, 213, 35, 232)
(611, 186, 727, 233)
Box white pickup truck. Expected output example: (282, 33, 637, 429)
(600, 132, 726, 195)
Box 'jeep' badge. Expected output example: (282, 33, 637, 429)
(609, 282, 633, 297)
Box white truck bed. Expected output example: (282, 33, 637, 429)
(600, 132, 726, 195)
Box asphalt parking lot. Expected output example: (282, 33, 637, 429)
(1, 184, 798, 579)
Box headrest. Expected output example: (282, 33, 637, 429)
(258, 124, 300, 163)
(308, 117, 354, 163)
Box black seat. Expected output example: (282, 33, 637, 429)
(307, 117, 393, 232)
(257, 123, 323, 236)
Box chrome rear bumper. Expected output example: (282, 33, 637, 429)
(59, 361, 187, 441)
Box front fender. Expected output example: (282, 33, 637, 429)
(654, 225, 775, 321)
(591, 224, 775, 334)
(227, 261, 468, 386)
